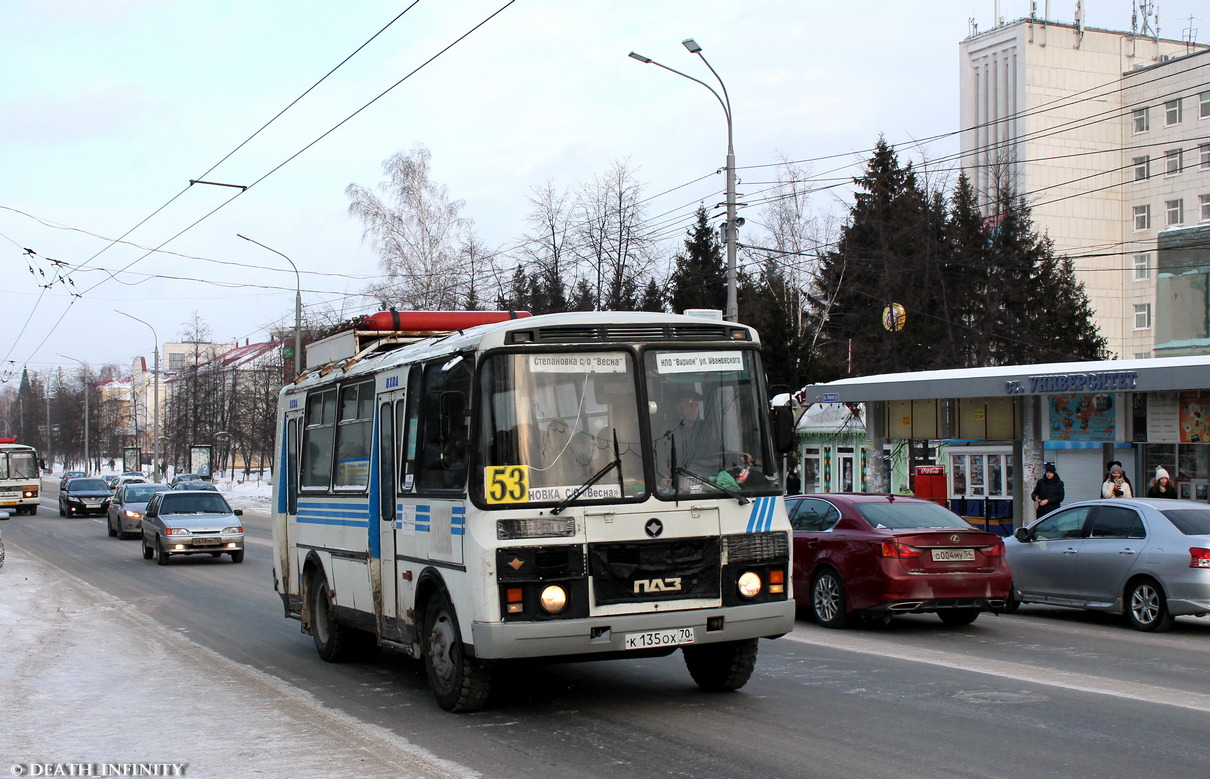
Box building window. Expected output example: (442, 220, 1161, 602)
(1166, 199, 1184, 226)
(1133, 156, 1150, 180)
(1201, 194, 1210, 222)
(1165, 99, 1182, 126)
(1202, 144, 1210, 170)
(1134, 303, 1152, 330)
(1135, 352, 1152, 360)
(168, 353, 184, 371)
(1165, 149, 1183, 175)
(1133, 107, 1150, 133)
(1133, 253, 1150, 280)
(1133, 204, 1151, 231)
(1201, 91, 1210, 120)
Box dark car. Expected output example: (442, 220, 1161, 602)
(787, 493, 1012, 628)
(59, 470, 86, 490)
(58, 477, 113, 518)
(171, 480, 217, 492)
(1005, 498, 1210, 632)
(140, 490, 244, 565)
(170, 473, 203, 488)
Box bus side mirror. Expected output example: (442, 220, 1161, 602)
(772, 406, 795, 454)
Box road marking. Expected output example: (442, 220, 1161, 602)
(785, 626, 1210, 713)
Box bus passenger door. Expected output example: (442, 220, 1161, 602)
(375, 390, 408, 642)
(281, 408, 304, 613)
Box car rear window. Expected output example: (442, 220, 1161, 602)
(1162, 508, 1210, 536)
(71, 479, 109, 490)
(162, 494, 231, 514)
(855, 501, 972, 530)
(127, 486, 166, 501)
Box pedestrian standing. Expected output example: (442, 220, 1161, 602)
(1102, 463, 1133, 499)
(1031, 462, 1064, 516)
(1147, 467, 1178, 499)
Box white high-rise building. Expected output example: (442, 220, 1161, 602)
(959, 10, 1209, 358)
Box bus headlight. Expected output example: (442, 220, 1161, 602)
(737, 571, 762, 599)
(539, 585, 568, 614)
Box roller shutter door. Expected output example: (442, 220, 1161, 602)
(1051, 450, 1107, 503)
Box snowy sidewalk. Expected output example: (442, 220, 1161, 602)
(0, 541, 474, 778)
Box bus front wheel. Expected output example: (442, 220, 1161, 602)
(683, 638, 759, 692)
(424, 593, 491, 712)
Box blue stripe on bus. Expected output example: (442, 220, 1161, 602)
(746, 497, 775, 533)
(298, 515, 370, 528)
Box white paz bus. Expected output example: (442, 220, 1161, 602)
(0, 439, 41, 515)
(271, 310, 795, 711)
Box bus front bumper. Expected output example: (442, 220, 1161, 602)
(469, 600, 794, 660)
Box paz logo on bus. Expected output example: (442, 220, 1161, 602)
(645, 518, 664, 538)
(634, 577, 682, 594)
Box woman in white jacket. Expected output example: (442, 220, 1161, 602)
(1102, 463, 1133, 499)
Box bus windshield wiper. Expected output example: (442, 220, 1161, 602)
(674, 466, 749, 505)
(551, 429, 624, 516)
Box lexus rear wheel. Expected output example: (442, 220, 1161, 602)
(811, 569, 850, 629)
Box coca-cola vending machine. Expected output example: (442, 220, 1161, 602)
(914, 465, 947, 507)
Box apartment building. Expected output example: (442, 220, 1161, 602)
(959, 12, 1208, 358)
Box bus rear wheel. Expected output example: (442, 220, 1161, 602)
(309, 574, 356, 662)
(683, 638, 759, 692)
(424, 592, 491, 712)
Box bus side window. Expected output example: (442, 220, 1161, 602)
(399, 365, 422, 492)
(417, 358, 472, 491)
(300, 388, 336, 491)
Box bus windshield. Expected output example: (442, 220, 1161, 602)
(477, 351, 646, 506)
(644, 348, 779, 500)
(1, 451, 38, 480)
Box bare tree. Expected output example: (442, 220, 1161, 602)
(575, 160, 656, 310)
(347, 145, 473, 310)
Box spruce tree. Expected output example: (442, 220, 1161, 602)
(668, 205, 726, 315)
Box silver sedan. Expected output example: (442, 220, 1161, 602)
(106, 483, 171, 539)
(140, 490, 245, 565)
(1005, 498, 1210, 631)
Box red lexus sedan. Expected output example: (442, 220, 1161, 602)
(786, 494, 1011, 628)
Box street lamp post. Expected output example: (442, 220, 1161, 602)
(237, 234, 302, 378)
(57, 354, 90, 475)
(116, 310, 160, 482)
(630, 38, 739, 322)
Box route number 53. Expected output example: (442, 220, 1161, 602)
(485, 465, 529, 504)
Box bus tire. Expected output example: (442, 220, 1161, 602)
(309, 574, 355, 662)
(682, 638, 759, 692)
(424, 592, 491, 712)
(27, 505, 37, 516)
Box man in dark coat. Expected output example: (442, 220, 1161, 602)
(1031, 462, 1064, 516)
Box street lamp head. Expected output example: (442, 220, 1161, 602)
(682, 38, 702, 53)
(628, 51, 652, 63)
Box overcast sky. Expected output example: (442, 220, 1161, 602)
(2, 0, 1204, 379)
